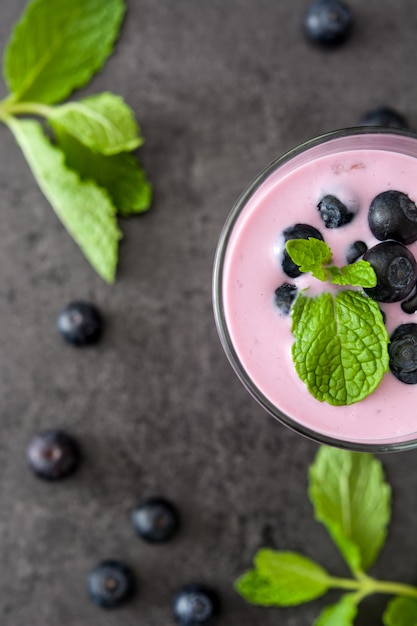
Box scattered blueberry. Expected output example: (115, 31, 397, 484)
(368, 190, 417, 245)
(389, 324, 417, 384)
(401, 289, 417, 314)
(131, 497, 180, 543)
(304, 0, 353, 46)
(172, 584, 220, 625)
(27, 429, 81, 480)
(346, 240, 367, 264)
(358, 107, 409, 129)
(274, 283, 298, 315)
(57, 301, 103, 346)
(281, 223, 324, 278)
(317, 194, 354, 228)
(363, 241, 417, 303)
(88, 560, 136, 608)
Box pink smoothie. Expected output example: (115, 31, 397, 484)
(214, 130, 417, 449)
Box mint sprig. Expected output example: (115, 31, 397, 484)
(285, 238, 377, 288)
(0, 0, 152, 282)
(285, 238, 389, 406)
(235, 446, 417, 626)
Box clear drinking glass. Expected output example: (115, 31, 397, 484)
(213, 127, 417, 452)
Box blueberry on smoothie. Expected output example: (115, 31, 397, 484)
(281, 224, 324, 278)
(172, 583, 220, 625)
(88, 560, 136, 608)
(346, 240, 367, 264)
(368, 191, 417, 245)
(363, 241, 417, 303)
(304, 0, 353, 46)
(359, 107, 409, 129)
(317, 194, 354, 228)
(131, 497, 180, 543)
(402, 289, 417, 314)
(57, 301, 103, 346)
(389, 324, 417, 384)
(27, 430, 81, 480)
(274, 283, 298, 315)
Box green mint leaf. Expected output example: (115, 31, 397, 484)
(309, 446, 391, 575)
(329, 260, 377, 288)
(291, 290, 389, 405)
(48, 93, 142, 155)
(313, 594, 358, 626)
(8, 118, 121, 282)
(286, 237, 332, 281)
(3, 0, 125, 104)
(235, 549, 330, 606)
(234, 569, 291, 607)
(52, 125, 152, 217)
(383, 597, 417, 626)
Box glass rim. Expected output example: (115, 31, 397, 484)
(213, 126, 417, 453)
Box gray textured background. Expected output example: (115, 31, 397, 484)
(1, 1, 417, 625)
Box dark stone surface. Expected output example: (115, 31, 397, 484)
(0, 1, 417, 625)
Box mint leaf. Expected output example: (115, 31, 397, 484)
(383, 597, 417, 626)
(291, 290, 389, 405)
(234, 569, 292, 606)
(8, 118, 121, 282)
(329, 260, 377, 288)
(3, 0, 125, 104)
(286, 237, 332, 281)
(314, 594, 358, 626)
(48, 93, 142, 155)
(53, 125, 152, 216)
(235, 549, 330, 606)
(309, 446, 391, 574)
(286, 237, 377, 289)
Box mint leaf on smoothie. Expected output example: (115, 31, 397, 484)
(285, 237, 387, 405)
(285, 237, 332, 280)
(327, 260, 377, 288)
(291, 290, 389, 406)
(285, 237, 377, 287)
(309, 446, 391, 575)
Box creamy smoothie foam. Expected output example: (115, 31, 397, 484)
(213, 129, 417, 450)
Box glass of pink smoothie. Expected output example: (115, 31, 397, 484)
(213, 127, 417, 452)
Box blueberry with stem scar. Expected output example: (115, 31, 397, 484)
(363, 241, 417, 303)
(389, 324, 417, 384)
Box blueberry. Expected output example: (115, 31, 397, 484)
(88, 560, 136, 608)
(304, 0, 353, 46)
(402, 290, 417, 314)
(359, 107, 409, 129)
(389, 324, 417, 383)
(368, 190, 417, 245)
(317, 194, 354, 228)
(274, 283, 298, 315)
(346, 240, 367, 264)
(172, 584, 220, 625)
(281, 224, 324, 278)
(27, 430, 81, 480)
(131, 497, 180, 543)
(363, 241, 417, 303)
(57, 301, 103, 346)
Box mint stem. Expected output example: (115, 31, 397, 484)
(0, 99, 54, 119)
(327, 574, 417, 599)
